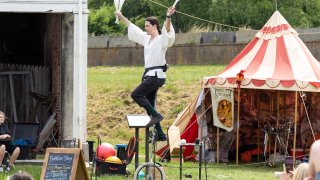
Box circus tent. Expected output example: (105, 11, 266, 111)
(160, 11, 320, 164)
(203, 11, 320, 92)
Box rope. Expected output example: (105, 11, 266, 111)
(148, 0, 320, 35)
(299, 91, 316, 140)
(158, 89, 211, 159)
(147, 0, 250, 31)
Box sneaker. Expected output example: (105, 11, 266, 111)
(146, 114, 164, 128)
(0, 166, 3, 172)
(5, 166, 10, 172)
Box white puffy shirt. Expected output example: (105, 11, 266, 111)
(128, 22, 175, 78)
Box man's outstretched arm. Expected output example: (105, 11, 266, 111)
(115, 11, 131, 26)
(165, 7, 176, 32)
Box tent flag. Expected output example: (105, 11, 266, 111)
(210, 88, 234, 131)
(196, 89, 205, 109)
(114, 0, 125, 24)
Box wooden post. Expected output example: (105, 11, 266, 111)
(236, 88, 240, 165)
(293, 91, 298, 167)
(217, 127, 219, 164)
(257, 92, 260, 161)
(272, 91, 280, 165)
(9, 75, 18, 123)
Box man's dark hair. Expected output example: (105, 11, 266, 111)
(146, 16, 161, 34)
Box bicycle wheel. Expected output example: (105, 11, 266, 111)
(134, 162, 165, 180)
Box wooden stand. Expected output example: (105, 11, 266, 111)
(126, 114, 152, 170)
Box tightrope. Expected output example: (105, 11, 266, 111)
(148, 0, 320, 35)
(147, 0, 250, 31)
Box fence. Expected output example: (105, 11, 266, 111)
(0, 63, 50, 128)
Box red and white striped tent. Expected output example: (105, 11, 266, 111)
(159, 11, 320, 160)
(203, 11, 320, 91)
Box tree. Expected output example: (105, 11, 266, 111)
(208, 0, 320, 30)
(88, 0, 320, 35)
(88, 5, 127, 35)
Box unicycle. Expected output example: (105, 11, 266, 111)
(133, 127, 165, 180)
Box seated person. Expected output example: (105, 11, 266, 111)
(308, 140, 320, 180)
(0, 111, 20, 172)
(279, 162, 309, 180)
(10, 171, 34, 180)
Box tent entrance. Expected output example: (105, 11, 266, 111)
(197, 88, 320, 163)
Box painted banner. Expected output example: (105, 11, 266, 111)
(210, 88, 234, 131)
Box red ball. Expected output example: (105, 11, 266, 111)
(96, 143, 116, 161)
(241, 151, 252, 163)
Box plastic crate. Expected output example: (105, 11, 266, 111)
(95, 159, 127, 176)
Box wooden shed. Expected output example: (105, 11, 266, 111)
(0, 0, 88, 149)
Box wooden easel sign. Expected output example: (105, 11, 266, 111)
(40, 148, 89, 180)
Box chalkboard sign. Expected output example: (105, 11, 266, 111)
(45, 153, 74, 179)
(41, 148, 89, 180)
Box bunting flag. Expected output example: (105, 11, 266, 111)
(114, 0, 125, 24)
(210, 88, 234, 132)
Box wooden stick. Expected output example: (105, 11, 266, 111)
(257, 91, 260, 161)
(236, 88, 240, 165)
(272, 91, 280, 165)
(293, 91, 298, 167)
(217, 127, 219, 164)
(268, 136, 271, 161)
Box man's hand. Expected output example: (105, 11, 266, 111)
(165, 7, 175, 32)
(115, 11, 123, 19)
(167, 7, 176, 17)
(115, 11, 130, 26)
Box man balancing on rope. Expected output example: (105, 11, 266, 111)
(116, 7, 176, 141)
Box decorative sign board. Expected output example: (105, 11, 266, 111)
(210, 88, 234, 132)
(40, 148, 89, 180)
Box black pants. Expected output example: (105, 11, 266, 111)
(131, 76, 166, 110)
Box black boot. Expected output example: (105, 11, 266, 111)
(155, 122, 167, 141)
(144, 104, 164, 127)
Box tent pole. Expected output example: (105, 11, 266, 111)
(293, 91, 298, 167)
(236, 88, 240, 164)
(272, 91, 280, 165)
(217, 127, 219, 164)
(257, 92, 260, 161)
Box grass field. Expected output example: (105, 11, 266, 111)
(87, 65, 225, 144)
(4, 65, 283, 179)
(3, 161, 281, 179)
(85, 65, 281, 179)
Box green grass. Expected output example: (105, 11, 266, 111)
(85, 162, 282, 180)
(87, 65, 225, 145)
(0, 165, 42, 179)
(4, 161, 282, 179)
(9, 65, 283, 179)
(85, 65, 283, 179)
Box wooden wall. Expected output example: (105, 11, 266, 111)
(0, 63, 50, 128)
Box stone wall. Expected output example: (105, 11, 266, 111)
(88, 28, 320, 66)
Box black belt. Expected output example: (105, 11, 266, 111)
(145, 65, 166, 72)
(142, 64, 169, 80)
